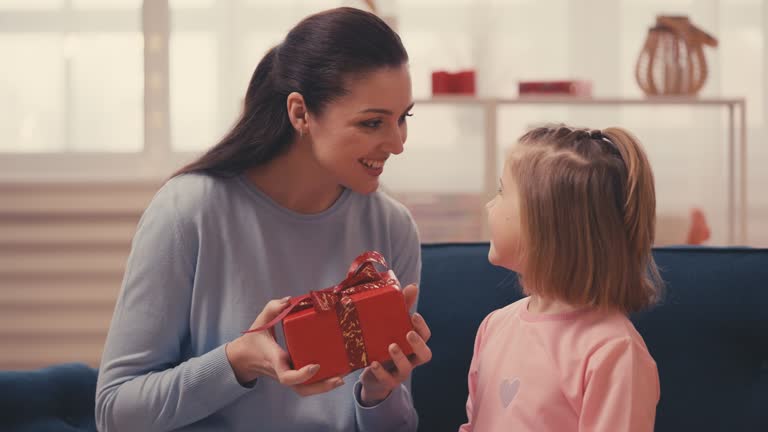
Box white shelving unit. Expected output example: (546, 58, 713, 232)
(413, 96, 748, 245)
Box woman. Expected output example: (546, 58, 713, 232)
(96, 7, 431, 432)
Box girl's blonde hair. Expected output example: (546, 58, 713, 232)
(509, 125, 662, 313)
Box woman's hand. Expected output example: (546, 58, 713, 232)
(226, 297, 345, 396)
(358, 284, 433, 406)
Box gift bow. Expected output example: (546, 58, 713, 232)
(243, 251, 399, 370)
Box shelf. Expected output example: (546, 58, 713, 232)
(411, 96, 748, 245)
(416, 96, 746, 106)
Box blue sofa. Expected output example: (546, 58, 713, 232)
(415, 244, 768, 432)
(0, 362, 97, 431)
(1, 244, 766, 431)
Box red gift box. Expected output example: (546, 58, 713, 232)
(245, 251, 414, 384)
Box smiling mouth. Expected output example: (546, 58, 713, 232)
(359, 158, 385, 169)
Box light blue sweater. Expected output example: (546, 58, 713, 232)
(95, 173, 421, 432)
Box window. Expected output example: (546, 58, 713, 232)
(0, 1, 143, 154)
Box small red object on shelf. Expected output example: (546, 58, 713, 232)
(518, 80, 592, 97)
(432, 70, 476, 95)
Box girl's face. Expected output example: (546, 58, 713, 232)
(306, 64, 413, 195)
(486, 162, 524, 272)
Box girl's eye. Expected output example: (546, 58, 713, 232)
(361, 119, 383, 129)
(398, 112, 414, 124)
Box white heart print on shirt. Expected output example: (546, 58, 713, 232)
(499, 378, 521, 408)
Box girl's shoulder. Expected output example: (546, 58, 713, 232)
(481, 298, 529, 334)
(573, 309, 652, 358)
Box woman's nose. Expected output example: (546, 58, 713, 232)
(383, 127, 405, 155)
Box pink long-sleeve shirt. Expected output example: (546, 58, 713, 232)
(459, 297, 659, 432)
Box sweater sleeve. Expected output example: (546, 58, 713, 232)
(95, 184, 252, 432)
(354, 207, 421, 432)
(578, 338, 660, 432)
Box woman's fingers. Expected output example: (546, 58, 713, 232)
(292, 376, 345, 397)
(251, 297, 291, 329)
(411, 313, 432, 342)
(402, 284, 418, 312)
(406, 330, 433, 366)
(270, 349, 345, 396)
(365, 361, 399, 390)
(276, 363, 321, 386)
(388, 343, 413, 378)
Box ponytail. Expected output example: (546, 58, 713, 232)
(173, 46, 294, 178)
(602, 127, 663, 305)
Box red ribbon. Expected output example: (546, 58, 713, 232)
(243, 251, 398, 370)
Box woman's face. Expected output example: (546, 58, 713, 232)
(306, 64, 413, 194)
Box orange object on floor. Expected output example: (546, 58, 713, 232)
(686, 208, 711, 245)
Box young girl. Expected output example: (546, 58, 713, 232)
(460, 125, 662, 431)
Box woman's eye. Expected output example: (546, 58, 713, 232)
(361, 119, 383, 129)
(398, 112, 414, 124)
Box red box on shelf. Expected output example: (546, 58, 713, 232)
(245, 252, 414, 384)
(518, 80, 592, 97)
(431, 71, 452, 94)
(432, 70, 476, 95)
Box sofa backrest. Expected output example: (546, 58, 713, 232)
(0, 362, 98, 431)
(414, 244, 768, 432)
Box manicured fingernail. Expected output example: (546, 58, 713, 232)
(390, 343, 401, 354)
(334, 378, 344, 386)
(411, 313, 421, 323)
(371, 362, 380, 370)
(407, 331, 419, 342)
(281, 296, 291, 303)
(309, 364, 320, 373)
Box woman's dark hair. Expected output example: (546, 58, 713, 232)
(174, 7, 409, 177)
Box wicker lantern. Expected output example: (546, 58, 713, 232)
(635, 16, 718, 96)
